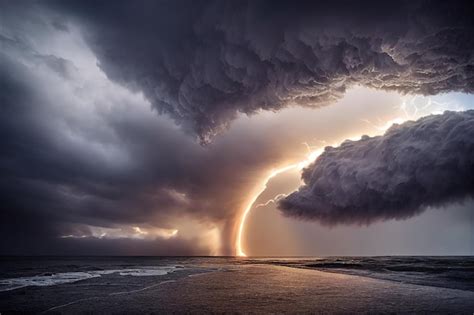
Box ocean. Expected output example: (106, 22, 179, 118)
(1, 256, 473, 313)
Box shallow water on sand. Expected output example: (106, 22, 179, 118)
(1, 256, 473, 313)
(253, 256, 474, 292)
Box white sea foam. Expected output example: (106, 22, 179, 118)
(0, 266, 180, 292)
(118, 268, 175, 276)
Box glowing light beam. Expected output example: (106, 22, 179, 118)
(235, 148, 323, 257)
(235, 94, 457, 257)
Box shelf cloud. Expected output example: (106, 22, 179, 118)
(279, 110, 474, 225)
(52, 0, 474, 141)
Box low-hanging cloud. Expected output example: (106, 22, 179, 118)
(2, 1, 474, 256)
(279, 110, 474, 225)
(51, 0, 474, 141)
(0, 7, 290, 255)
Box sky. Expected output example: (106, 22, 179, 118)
(1, 0, 473, 256)
(244, 92, 474, 256)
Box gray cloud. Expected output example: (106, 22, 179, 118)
(0, 10, 287, 255)
(0, 49, 269, 254)
(1, 1, 474, 256)
(279, 110, 474, 225)
(50, 0, 474, 141)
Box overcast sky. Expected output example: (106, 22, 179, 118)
(1, 0, 473, 255)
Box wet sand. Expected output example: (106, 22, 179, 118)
(14, 265, 471, 314)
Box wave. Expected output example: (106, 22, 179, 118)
(264, 257, 474, 291)
(0, 265, 181, 292)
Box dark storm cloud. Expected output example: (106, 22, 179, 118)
(279, 110, 474, 225)
(49, 0, 474, 141)
(2, 0, 474, 255)
(0, 6, 290, 255)
(0, 51, 260, 254)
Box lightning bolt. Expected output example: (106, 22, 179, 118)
(236, 94, 461, 257)
(254, 193, 288, 208)
(235, 148, 323, 257)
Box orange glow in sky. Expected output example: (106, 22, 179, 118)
(235, 116, 414, 256)
(236, 149, 323, 256)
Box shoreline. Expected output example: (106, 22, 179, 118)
(2, 264, 474, 313)
(56, 265, 474, 313)
(270, 263, 474, 293)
